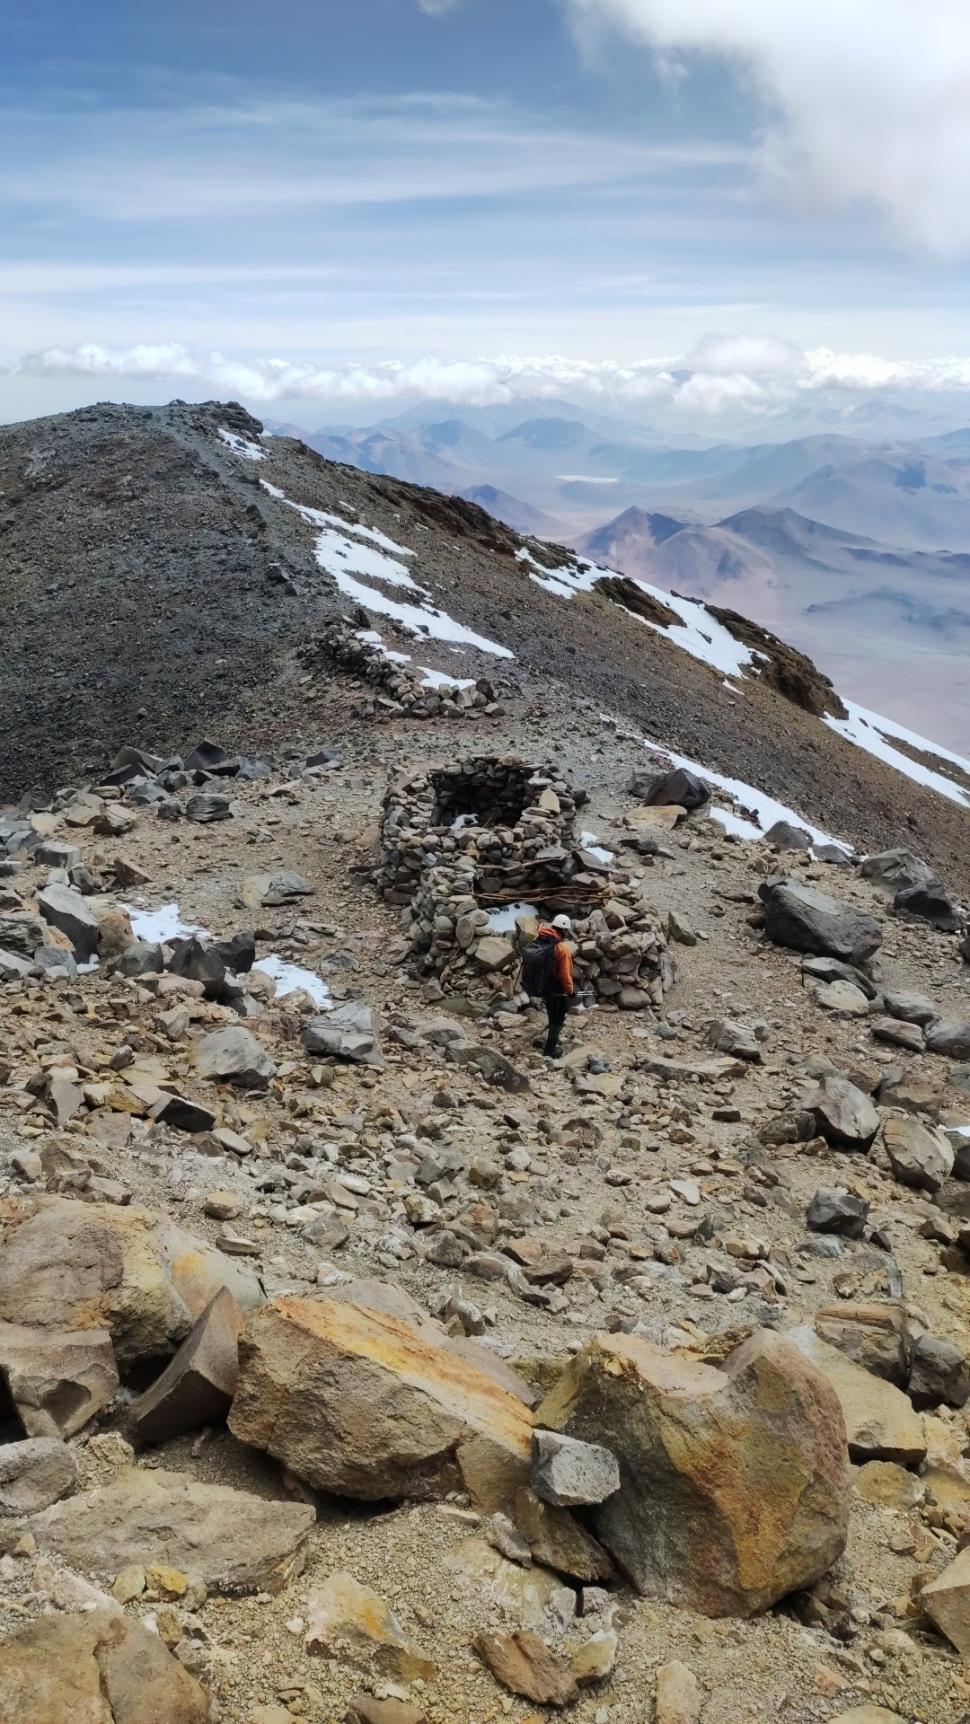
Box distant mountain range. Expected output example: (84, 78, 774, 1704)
(281, 404, 970, 551)
(577, 504, 970, 747)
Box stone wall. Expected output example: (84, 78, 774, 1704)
(378, 756, 671, 1009)
(304, 623, 497, 720)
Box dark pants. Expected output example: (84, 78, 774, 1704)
(543, 991, 569, 1056)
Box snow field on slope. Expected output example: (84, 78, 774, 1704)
(599, 715, 852, 852)
(825, 700, 970, 809)
(263, 481, 514, 660)
(218, 426, 265, 461)
(519, 547, 754, 681)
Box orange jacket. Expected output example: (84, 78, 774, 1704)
(538, 926, 574, 995)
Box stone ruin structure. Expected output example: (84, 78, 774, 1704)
(379, 755, 671, 1008)
(304, 622, 498, 721)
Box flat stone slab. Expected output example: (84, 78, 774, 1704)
(26, 1466, 315, 1595)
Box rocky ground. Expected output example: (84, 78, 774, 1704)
(2, 661, 970, 1724)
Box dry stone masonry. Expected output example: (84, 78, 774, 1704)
(379, 754, 671, 1008)
(304, 621, 498, 720)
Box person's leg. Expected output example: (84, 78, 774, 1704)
(544, 992, 567, 1057)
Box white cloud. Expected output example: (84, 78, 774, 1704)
(566, 0, 970, 253)
(13, 335, 970, 415)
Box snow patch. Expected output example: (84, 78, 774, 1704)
(487, 902, 540, 932)
(825, 699, 970, 809)
(580, 830, 614, 863)
(218, 427, 265, 462)
(253, 954, 331, 1008)
(526, 547, 754, 683)
(420, 667, 475, 691)
(124, 902, 202, 944)
(635, 581, 756, 680)
(268, 484, 515, 661)
(516, 545, 599, 601)
(628, 738, 852, 853)
(124, 902, 331, 1008)
(296, 506, 414, 559)
(312, 526, 420, 592)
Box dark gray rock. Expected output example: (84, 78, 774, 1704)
(926, 1018, 970, 1060)
(196, 1026, 276, 1089)
(0, 913, 46, 955)
(894, 881, 962, 933)
(630, 767, 710, 810)
(909, 1334, 970, 1410)
(304, 1003, 385, 1068)
(809, 1074, 880, 1150)
(882, 990, 937, 1026)
(130, 1288, 242, 1444)
(861, 848, 936, 894)
(759, 878, 882, 967)
(806, 1188, 869, 1238)
(763, 820, 813, 852)
(801, 955, 878, 999)
(36, 884, 99, 960)
(112, 938, 165, 977)
(186, 792, 233, 823)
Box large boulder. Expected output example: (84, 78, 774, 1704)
(26, 1467, 314, 1595)
(195, 1026, 276, 1090)
(0, 1437, 77, 1516)
(759, 878, 882, 966)
(806, 1188, 869, 1238)
(893, 880, 961, 932)
(880, 1114, 953, 1193)
(535, 1329, 849, 1617)
(922, 1547, 970, 1656)
(229, 1294, 534, 1509)
(629, 767, 710, 810)
(808, 1074, 880, 1150)
(303, 1003, 384, 1068)
(0, 1198, 263, 1368)
(0, 1608, 210, 1724)
(786, 1328, 925, 1464)
(925, 1017, 970, 1060)
(0, 1320, 118, 1438)
(130, 1288, 243, 1444)
(860, 849, 936, 895)
(37, 883, 100, 960)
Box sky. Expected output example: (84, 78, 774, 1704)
(5, 0, 970, 428)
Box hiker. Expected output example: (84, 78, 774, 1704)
(521, 914, 575, 1060)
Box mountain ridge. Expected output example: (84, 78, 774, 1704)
(2, 397, 969, 892)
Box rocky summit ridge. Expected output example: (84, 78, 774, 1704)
(0, 401, 970, 1722)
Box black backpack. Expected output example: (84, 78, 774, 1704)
(521, 933, 556, 998)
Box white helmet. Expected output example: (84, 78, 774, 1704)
(552, 914, 572, 932)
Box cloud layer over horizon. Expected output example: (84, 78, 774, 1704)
(14, 334, 970, 417)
